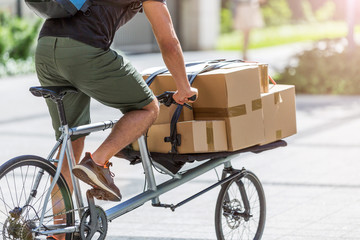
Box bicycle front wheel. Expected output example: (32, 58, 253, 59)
(215, 170, 266, 240)
(0, 155, 74, 240)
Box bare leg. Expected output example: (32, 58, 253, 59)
(52, 137, 85, 240)
(60, 137, 85, 192)
(243, 29, 251, 60)
(92, 98, 159, 165)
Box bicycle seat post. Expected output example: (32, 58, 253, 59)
(55, 98, 68, 128)
(29, 86, 78, 135)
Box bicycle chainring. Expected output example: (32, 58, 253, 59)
(79, 206, 108, 240)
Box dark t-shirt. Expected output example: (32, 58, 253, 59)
(39, 0, 166, 50)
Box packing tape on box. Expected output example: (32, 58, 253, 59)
(194, 104, 247, 118)
(195, 99, 262, 118)
(252, 98, 262, 111)
(276, 130, 282, 139)
(274, 92, 283, 105)
(206, 122, 215, 151)
(258, 64, 269, 93)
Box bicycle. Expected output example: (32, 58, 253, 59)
(0, 85, 286, 240)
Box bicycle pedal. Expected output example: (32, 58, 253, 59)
(88, 188, 109, 201)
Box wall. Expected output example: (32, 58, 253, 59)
(114, 0, 221, 52)
(113, 0, 179, 53)
(0, 0, 221, 52)
(180, 0, 221, 51)
(0, 0, 33, 17)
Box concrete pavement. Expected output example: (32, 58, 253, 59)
(0, 44, 360, 239)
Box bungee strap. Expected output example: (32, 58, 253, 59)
(164, 60, 242, 153)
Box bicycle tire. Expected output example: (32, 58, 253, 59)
(0, 155, 74, 240)
(215, 170, 266, 240)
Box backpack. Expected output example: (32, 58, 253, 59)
(25, 0, 92, 19)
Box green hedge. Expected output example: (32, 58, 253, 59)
(0, 12, 42, 76)
(276, 39, 360, 95)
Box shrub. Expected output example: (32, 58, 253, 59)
(0, 11, 42, 76)
(8, 18, 40, 59)
(276, 39, 360, 95)
(220, 8, 233, 34)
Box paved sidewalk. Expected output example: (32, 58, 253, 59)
(0, 44, 360, 239)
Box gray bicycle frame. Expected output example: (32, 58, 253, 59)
(36, 119, 238, 235)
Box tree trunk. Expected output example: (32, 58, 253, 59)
(287, 0, 305, 21)
(347, 0, 356, 48)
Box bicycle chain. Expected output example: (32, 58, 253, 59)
(37, 206, 88, 221)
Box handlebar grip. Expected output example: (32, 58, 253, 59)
(188, 95, 197, 101)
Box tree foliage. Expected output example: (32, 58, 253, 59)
(0, 12, 41, 62)
(0, 12, 41, 76)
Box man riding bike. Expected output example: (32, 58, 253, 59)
(35, 1, 197, 239)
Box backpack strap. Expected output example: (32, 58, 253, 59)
(79, 0, 92, 12)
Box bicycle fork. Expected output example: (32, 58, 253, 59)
(221, 163, 252, 221)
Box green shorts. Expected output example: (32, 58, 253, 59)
(35, 37, 155, 140)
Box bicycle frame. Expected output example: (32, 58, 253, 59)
(35, 119, 241, 236)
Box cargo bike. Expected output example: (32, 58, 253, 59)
(0, 62, 286, 240)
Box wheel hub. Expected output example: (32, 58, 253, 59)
(3, 207, 36, 240)
(223, 199, 243, 229)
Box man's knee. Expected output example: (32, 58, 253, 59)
(143, 98, 160, 122)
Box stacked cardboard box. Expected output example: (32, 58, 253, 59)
(192, 65, 264, 151)
(133, 62, 297, 154)
(260, 84, 297, 145)
(133, 120, 228, 154)
(154, 104, 193, 125)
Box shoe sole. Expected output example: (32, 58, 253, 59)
(72, 166, 121, 202)
(88, 188, 118, 201)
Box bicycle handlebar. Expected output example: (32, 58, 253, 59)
(156, 91, 197, 110)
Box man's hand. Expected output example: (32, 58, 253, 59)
(143, 2, 198, 106)
(173, 87, 198, 105)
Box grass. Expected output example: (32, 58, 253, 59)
(217, 21, 359, 50)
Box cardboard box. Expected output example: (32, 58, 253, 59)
(195, 106, 265, 151)
(192, 66, 265, 151)
(144, 63, 265, 151)
(261, 84, 297, 145)
(133, 120, 228, 154)
(143, 62, 262, 97)
(154, 104, 193, 125)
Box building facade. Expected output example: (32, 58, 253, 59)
(114, 0, 221, 52)
(1, 0, 220, 52)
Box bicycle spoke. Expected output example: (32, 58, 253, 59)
(0, 157, 74, 239)
(0, 186, 12, 216)
(216, 172, 265, 240)
(35, 169, 51, 215)
(31, 184, 52, 211)
(33, 184, 64, 219)
(12, 171, 19, 208)
(19, 165, 30, 207)
(4, 175, 15, 209)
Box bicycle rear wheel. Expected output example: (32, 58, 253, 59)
(0, 155, 74, 240)
(215, 170, 266, 240)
